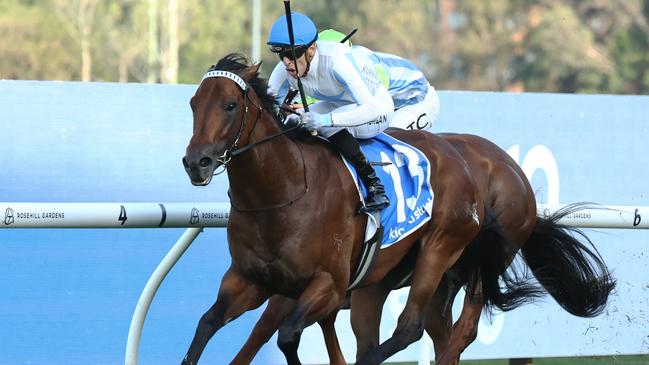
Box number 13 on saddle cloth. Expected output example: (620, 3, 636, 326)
(341, 132, 434, 246)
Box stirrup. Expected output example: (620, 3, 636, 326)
(360, 195, 390, 213)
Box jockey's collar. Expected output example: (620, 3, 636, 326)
(303, 47, 318, 78)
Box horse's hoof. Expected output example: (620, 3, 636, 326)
(355, 353, 378, 365)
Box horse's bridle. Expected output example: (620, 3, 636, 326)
(200, 70, 259, 170)
(201, 70, 303, 173)
(200, 69, 309, 212)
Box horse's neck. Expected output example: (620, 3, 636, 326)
(227, 115, 306, 210)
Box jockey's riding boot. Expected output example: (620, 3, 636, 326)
(329, 129, 390, 212)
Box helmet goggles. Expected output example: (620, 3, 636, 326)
(269, 44, 310, 61)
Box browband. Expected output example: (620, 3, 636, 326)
(202, 70, 248, 91)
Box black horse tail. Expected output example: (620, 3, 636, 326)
(458, 208, 545, 315)
(461, 204, 615, 317)
(520, 203, 616, 317)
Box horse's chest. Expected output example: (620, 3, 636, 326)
(229, 237, 311, 296)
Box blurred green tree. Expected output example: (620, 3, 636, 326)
(177, 0, 251, 84)
(93, 0, 149, 82)
(0, 1, 79, 80)
(519, 3, 612, 93)
(50, 0, 101, 81)
(1, 0, 648, 95)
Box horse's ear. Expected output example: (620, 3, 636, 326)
(242, 61, 262, 82)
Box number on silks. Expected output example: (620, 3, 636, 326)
(380, 144, 425, 224)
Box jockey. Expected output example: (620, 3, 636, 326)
(267, 12, 391, 212)
(310, 29, 440, 132)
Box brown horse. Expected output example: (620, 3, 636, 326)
(182, 54, 614, 365)
(231, 139, 616, 365)
(348, 138, 617, 364)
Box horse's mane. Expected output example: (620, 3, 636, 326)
(208, 53, 278, 121)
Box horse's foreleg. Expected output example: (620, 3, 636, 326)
(182, 268, 268, 365)
(233, 295, 346, 365)
(356, 229, 476, 365)
(230, 295, 297, 365)
(277, 272, 345, 365)
(318, 310, 346, 365)
(350, 283, 390, 362)
(435, 279, 484, 365)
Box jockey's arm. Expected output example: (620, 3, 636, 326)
(267, 62, 291, 106)
(327, 54, 394, 127)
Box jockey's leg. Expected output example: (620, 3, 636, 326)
(277, 271, 345, 365)
(182, 268, 268, 365)
(388, 85, 440, 132)
(230, 295, 297, 365)
(328, 129, 389, 212)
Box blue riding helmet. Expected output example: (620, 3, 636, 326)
(267, 12, 318, 48)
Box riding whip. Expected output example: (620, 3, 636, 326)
(283, 1, 319, 136)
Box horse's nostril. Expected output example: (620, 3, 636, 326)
(199, 157, 212, 168)
(182, 157, 189, 168)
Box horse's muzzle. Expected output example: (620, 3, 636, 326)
(182, 150, 219, 186)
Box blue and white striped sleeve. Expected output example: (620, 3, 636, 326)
(267, 62, 291, 106)
(328, 51, 393, 127)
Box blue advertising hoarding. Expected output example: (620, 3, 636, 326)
(1, 80, 648, 364)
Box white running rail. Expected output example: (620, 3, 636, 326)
(1, 202, 647, 365)
(2, 202, 646, 229)
(1, 202, 229, 365)
(0, 202, 230, 228)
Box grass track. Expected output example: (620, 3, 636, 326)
(386, 354, 649, 365)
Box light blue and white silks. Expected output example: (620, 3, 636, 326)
(343, 133, 434, 247)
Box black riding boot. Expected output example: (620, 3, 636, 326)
(329, 129, 390, 212)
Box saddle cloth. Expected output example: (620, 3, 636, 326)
(342, 132, 434, 247)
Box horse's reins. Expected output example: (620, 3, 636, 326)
(201, 70, 309, 211)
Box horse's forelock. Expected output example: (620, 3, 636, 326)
(206, 53, 279, 124)
(211, 53, 249, 73)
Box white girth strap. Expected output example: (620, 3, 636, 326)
(202, 70, 247, 91)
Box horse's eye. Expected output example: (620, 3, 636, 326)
(225, 102, 237, 111)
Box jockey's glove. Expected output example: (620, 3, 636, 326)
(284, 113, 300, 125)
(301, 112, 332, 130)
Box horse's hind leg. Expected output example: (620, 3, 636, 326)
(350, 276, 459, 363)
(356, 211, 482, 364)
(277, 272, 346, 365)
(231, 295, 297, 365)
(435, 278, 484, 365)
(424, 275, 461, 362)
(182, 268, 268, 365)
